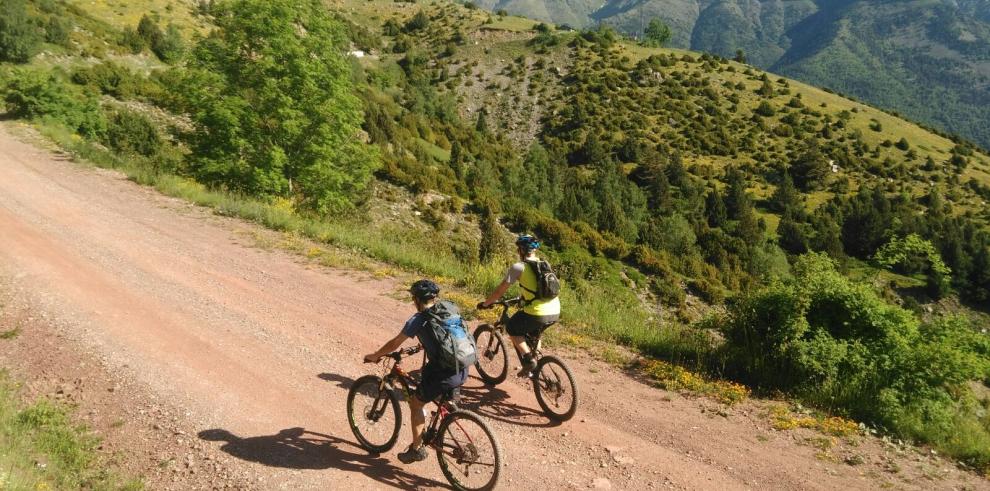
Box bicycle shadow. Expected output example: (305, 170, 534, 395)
(317, 372, 355, 389)
(457, 378, 561, 428)
(198, 427, 446, 489)
(318, 371, 420, 402)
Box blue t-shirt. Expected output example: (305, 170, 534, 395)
(402, 311, 440, 362)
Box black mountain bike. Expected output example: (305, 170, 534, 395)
(474, 297, 578, 421)
(347, 345, 502, 491)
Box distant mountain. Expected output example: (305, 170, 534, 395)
(476, 0, 990, 149)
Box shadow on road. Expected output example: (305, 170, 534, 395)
(317, 372, 355, 389)
(458, 379, 560, 429)
(198, 427, 446, 489)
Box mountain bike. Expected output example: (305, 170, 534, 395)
(347, 345, 502, 491)
(474, 297, 578, 421)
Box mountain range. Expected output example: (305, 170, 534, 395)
(473, 0, 990, 149)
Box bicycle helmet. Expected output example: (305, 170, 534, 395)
(515, 234, 541, 252)
(409, 279, 440, 301)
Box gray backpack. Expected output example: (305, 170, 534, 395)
(425, 301, 477, 371)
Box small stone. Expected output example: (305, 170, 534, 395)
(592, 477, 611, 489)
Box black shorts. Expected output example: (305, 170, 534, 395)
(416, 363, 468, 403)
(506, 311, 559, 337)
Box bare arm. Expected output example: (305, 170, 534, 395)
(364, 332, 411, 363)
(481, 279, 512, 307)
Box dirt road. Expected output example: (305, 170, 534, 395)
(0, 123, 985, 490)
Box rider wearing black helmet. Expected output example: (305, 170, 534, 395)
(478, 234, 561, 376)
(364, 279, 469, 464)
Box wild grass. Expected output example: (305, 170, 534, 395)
(0, 371, 140, 490)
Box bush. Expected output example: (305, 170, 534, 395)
(103, 108, 162, 157)
(0, 0, 42, 63)
(152, 24, 185, 63)
(651, 277, 685, 308)
(44, 16, 72, 46)
(1, 69, 106, 138)
(714, 253, 990, 468)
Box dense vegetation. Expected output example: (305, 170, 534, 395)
(1, 0, 989, 472)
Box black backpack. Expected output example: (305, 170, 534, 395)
(521, 259, 561, 300)
(424, 301, 477, 371)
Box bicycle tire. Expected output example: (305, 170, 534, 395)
(473, 325, 508, 385)
(347, 375, 402, 453)
(532, 355, 579, 421)
(435, 409, 502, 491)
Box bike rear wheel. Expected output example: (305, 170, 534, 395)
(435, 409, 502, 491)
(473, 325, 508, 385)
(347, 375, 402, 453)
(533, 355, 579, 421)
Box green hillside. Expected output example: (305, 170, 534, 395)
(2, 0, 990, 472)
(469, 0, 990, 150)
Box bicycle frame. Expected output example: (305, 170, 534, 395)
(374, 347, 463, 448)
(487, 297, 543, 358)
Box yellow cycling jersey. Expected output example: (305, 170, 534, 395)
(518, 261, 561, 317)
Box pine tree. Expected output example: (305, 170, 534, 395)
(705, 189, 727, 228)
(777, 213, 809, 254)
(725, 167, 749, 219)
(475, 108, 489, 134)
(769, 171, 800, 213)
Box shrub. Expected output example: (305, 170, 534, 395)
(44, 16, 72, 46)
(651, 277, 685, 308)
(103, 108, 162, 157)
(1, 69, 106, 138)
(0, 0, 42, 63)
(152, 23, 185, 63)
(714, 253, 990, 468)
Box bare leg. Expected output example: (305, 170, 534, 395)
(409, 395, 427, 448)
(510, 335, 530, 361)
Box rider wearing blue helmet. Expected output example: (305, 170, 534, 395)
(364, 279, 469, 464)
(478, 234, 561, 376)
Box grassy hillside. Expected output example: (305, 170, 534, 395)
(467, 0, 990, 150)
(3, 0, 990, 472)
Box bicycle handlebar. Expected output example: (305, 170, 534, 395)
(387, 345, 423, 361)
(478, 296, 522, 310)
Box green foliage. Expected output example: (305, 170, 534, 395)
(182, 0, 378, 215)
(0, 0, 42, 63)
(44, 16, 72, 46)
(1, 69, 106, 138)
(152, 23, 185, 63)
(714, 253, 990, 468)
(642, 18, 671, 48)
(404, 10, 429, 32)
(103, 108, 162, 157)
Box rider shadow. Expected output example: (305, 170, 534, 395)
(457, 378, 561, 429)
(198, 427, 446, 489)
(317, 372, 355, 390)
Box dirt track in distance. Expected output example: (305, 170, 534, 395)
(0, 123, 986, 490)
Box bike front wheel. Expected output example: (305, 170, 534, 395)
(347, 375, 402, 453)
(473, 325, 508, 385)
(435, 409, 502, 491)
(533, 355, 579, 421)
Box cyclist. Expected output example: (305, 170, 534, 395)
(478, 234, 560, 377)
(363, 279, 469, 464)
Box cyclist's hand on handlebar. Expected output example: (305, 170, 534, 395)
(363, 353, 380, 363)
